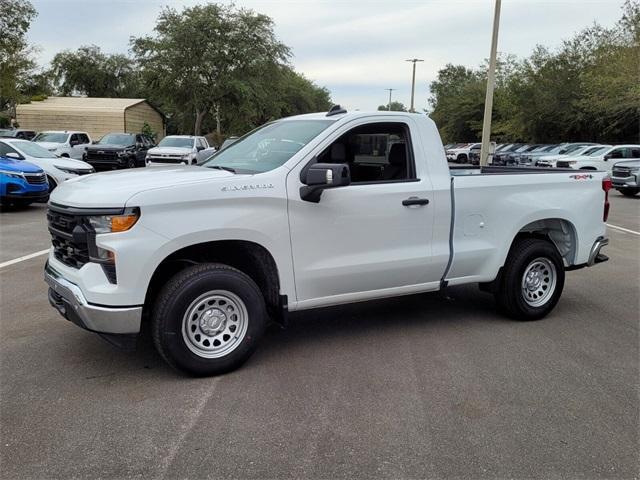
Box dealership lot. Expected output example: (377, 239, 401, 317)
(0, 194, 638, 479)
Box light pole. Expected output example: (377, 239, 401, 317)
(385, 88, 396, 111)
(479, 0, 502, 166)
(406, 58, 424, 112)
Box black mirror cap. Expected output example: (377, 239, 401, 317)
(300, 163, 351, 202)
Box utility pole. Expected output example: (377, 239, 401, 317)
(479, 0, 502, 166)
(405, 58, 424, 112)
(385, 88, 396, 111)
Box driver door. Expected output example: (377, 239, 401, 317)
(286, 117, 438, 309)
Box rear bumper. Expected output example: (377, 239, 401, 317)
(44, 261, 142, 334)
(588, 236, 609, 267)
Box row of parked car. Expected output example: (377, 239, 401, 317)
(444, 141, 640, 196)
(0, 127, 242, 207)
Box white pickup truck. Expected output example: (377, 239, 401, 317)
(44, 109, 611, 376)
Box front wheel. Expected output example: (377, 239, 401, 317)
(127, 158, 136, 169)
(494, 238, 565, 320)
(151, 263, 267, 376)
(619, 188, 639, 197)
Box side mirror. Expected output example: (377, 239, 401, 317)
(69, 140, 79, 147)
(604, 154, 611, 161)
(5, 152, 23, 160)
(300, 162, 351, 203)
(196, 146, 204, 152)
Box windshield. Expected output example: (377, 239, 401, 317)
(10, 141, 54, 158)
(203, 120, 334, 174)
(34, 132, 68, 143)
(587, 146, 609, 156)
(98, 133, 135, 146)
(158, 137, 194, 148)
(561, 144, 586, 155)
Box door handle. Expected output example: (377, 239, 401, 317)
(402, 197, 429, 206)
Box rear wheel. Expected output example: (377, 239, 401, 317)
(494, 238, 565, 320)
(151, 263, 267, 376)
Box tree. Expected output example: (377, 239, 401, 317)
(0, 0, 37, 117)
(377, 101, 407, 112)
(49, 45, 140, 97)
(132, 4, 290, 135)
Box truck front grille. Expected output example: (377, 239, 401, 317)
(47, 209, 90, 269)
(612, 167, 630, 177)
(24, 173, 47, 184)
(86, 151, 118, 161)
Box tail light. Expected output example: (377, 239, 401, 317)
(602, 176, 612, 222)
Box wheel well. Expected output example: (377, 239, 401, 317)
(144, 240, 281, 317)
(60, 153, 70, 158)
(515, 218, 577, 266)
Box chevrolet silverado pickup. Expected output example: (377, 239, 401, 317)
(44, 108, 611, 376)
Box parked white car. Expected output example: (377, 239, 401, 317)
(45, 109, 610, 376)
(33, 131, 92, 159)
(146, 135, 215, 166)
(446, 143, 480, 163)
(536, 145, 608, 168)
(555, 145, 640, 171)
(0, 139, 94, 190)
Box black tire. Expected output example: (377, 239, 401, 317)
(127, 158, 136, 169)
(151, 263, 267, 376)
(494, 238, 565, 321)
(619, 189, 639, 197)
(457, 154, 468, 163)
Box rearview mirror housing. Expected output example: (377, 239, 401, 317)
(300, 162, 351, 203)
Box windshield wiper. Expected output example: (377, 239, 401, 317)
(207, 165, 237, 173)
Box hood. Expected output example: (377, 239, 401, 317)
(0, 157, 43, 174)
(50, 165, 236, 207)
(36, 141, 63, 150)
(148, 146, 192, 155)
(50, 157, 94, 170)
(613, 159, 640, 168)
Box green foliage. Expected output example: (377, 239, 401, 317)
(141, 121, 157, 141)
(50, 45, 140, 97)
(0, 0, 37, 115)
(429, 1, 640, 144)
(0, 113, 11, 128)
(131, 3, 294, 135)
(377, 101, 407, 112)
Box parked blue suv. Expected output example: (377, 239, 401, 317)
(0, 156, 49, 206)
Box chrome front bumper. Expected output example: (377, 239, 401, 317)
(44, 262, 142, 334)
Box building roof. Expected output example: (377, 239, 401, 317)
(17, 96, 165, 119)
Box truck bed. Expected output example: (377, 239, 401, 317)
(449, 165, 577, 176)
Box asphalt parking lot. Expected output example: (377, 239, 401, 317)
(1, 193, 638, 479)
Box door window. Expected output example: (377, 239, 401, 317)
(315, 122, 416, 183)
(0, 142, 20, 157)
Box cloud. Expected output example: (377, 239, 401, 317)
(29, 0, 623, 110)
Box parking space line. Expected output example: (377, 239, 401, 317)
(607, 224, 640, 236)
(0, 249, 49, 269)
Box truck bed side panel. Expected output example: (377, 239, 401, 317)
(446, 171, 607, 285)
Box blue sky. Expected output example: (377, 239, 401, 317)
(28, 0, 623, 111)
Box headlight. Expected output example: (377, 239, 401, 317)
(88, 208, 140, 234)
(54, 165, 79, 174)
(0, 169, 24, 179)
